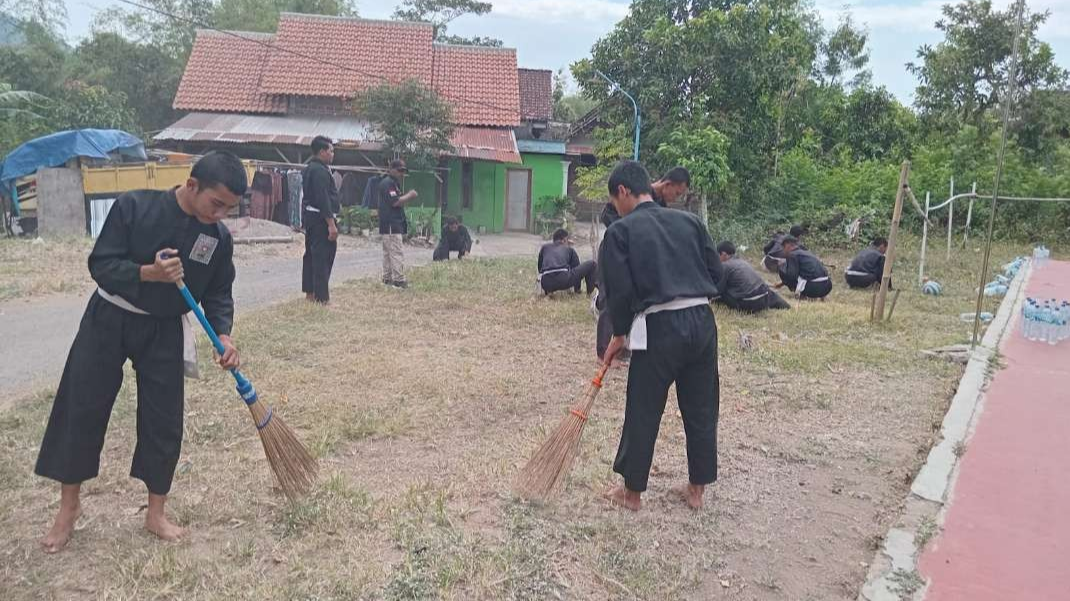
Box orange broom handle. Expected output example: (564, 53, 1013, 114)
(592, 363, 610, 388)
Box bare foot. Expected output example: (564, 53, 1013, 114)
(675, 484, 705, 510)
(145, 512, 185, 541)
(603, 485, 642, 512)
(40, 503, 82, 553)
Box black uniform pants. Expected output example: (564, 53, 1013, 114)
(433, 239, 469, 261)
(779, 275, 833, 300)
(35, 293, 185, 495)
(845, 272, 879, 289)
(720, 289, 791, 313)
(302, 217, 337, 303)
(541, 261, 597, 295)
(613, 305, 719, 492)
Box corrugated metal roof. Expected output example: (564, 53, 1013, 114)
(156, 113, 520, 163)
(517, 139, 566, 155)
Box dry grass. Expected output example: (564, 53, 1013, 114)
(0, 239, 1024, 600)
(0, 237, 94, 300)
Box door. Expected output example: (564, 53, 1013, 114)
(505, 168, 532, 231)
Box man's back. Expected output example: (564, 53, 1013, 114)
(850, 247, 883, 274)
(722, 257, 768, 299)
(600, 202, 721, 319)
(789, 249, 828, 279)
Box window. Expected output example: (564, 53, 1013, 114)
(461, 162, 474, 209)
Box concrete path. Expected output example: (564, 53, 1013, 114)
(0, 233, 546, 405)
(919, 260, 1070, 600)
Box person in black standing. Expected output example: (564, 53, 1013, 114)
(844, 237, 888, 289)
(301, 136, 339, 304)
(433, 216, 472, 261)
(775, 236, 832, 300)
(600, 160, 723, 512)
(34, 151, 246, 552)
(378, 159, 418, 288)
(715, 241, 790, 313)
(537, 228, 597, 295)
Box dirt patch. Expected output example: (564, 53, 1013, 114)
(0, 237, 94, 301)
(222, 218, 298, 240)
(0, 243, 1020, 600)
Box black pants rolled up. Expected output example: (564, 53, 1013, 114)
(302, 217, 337, 303)
(433, 240, 468, 261)
(541, 260, 597, 295)
(613, 304, 719, 492)
(845, 272, 879, 289)
(35, 293, 185, 496)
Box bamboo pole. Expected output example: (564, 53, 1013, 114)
(874, 161, 910, 322)
(918, 191, 930, 286)
(962, 182, 976, 248)
(947, 177, 954, 260)
(972, 0, 1025, 349)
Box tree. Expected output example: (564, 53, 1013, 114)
(392, 0, 502, 46)
(46, 81, 140, 133)
(92, 0, 216, 61)
(818, 14, 870, 89)
(354, 79, 454, 170)
(552, 69, 597, 122)
(655, 123, 732, 198)
(0, 20, 67, 97)
(0, 0, 67, 35)
(908, 0, 1068, 134)
(68, 32, 183, 132)
(0, 81, 47, 119)
(214, 0, 357, 34)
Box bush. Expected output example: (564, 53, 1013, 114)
(533, 195, 574, 237)
(339, 206, 376, 234)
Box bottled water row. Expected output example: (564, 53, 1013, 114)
(1033, 246, 1051, 268)
(1022, 298, 1069, 345)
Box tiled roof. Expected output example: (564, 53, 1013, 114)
(517, 68, 552, 121)
(433, 44, 520, 127)
(173, 15, 521, 127)
(174, 30, 286, 114)
(261, 14, 434, 98)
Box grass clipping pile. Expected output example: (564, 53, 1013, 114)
(0, 245, 1015, 600)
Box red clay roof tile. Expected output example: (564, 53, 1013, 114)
(174, 30, 286, 114)
(433, 44, 520, 127)
(517, 68, 552, 121)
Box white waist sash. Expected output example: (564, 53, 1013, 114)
(96, 288, 200, 379)
(743, 290, 769, 302)
(627, 297, 710, 351)
(535, 267, 570, 293)
(844, 269, 870, 277)
(796, 275, 830, 295)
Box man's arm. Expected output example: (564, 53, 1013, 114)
(701, 225, 724, 291)
(393, 189, 418, 207)
(200, 235, 239, 368)
(568, 247, 580, 269)
(89, 194, 183, 298)
(600, 227, 636, 337)
(537, 245, 545, 272)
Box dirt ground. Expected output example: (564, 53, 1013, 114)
(0, 241, 1020, 600)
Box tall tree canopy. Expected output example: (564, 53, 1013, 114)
(393, 0, 502, 47)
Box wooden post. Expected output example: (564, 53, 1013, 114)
(918, 191, 930, 286)
(962, 182, 977, 248)
(874, 161, 910, 322)
(947, 177, 954, 260)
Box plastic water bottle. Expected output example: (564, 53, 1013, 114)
(1040, 303, 1055, 344)
(1062, 303, 1070, 342)
(1023, 300, 1037, 340)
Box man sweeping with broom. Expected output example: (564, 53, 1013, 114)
(34, 151, 247, 552)
(599, 160, 723, 512)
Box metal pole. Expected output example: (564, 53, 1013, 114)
(919, 191, 930, 286)
(963, 182, 976, 248)
(595, 70, 641, 161)
(972, 0, 1025, 349)
(947, 177, 954, 260)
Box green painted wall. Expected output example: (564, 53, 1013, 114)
(522, 153, 566, 216)
(436, 153, 565, 234)
(401, 171, 441, 236)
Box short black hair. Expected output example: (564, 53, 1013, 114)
(661, 166, 691, 187)
(552, 228, 569, 242)
(311, 136, 333, 154)
(191, 151, 247, 196)
(607, 160, 653, 198)
(782, 235, 799, 246)
(872, 236, 888, 247)
(789, 225, 806, 238)
(717, 241, 736, 256)
(445, 216, 458, 226)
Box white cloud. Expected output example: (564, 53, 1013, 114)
(489, 0, 630, 23)
(816, 0, 1070, 39)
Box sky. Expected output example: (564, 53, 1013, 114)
(63, 0, 1070, 105)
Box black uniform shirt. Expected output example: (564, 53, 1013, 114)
(599, 201, 723, 337)
(781, 249, 829, 283)
(377, 175, 407, 235)
(443, 225, 472, 252)
(721, 257, 770, 300)
(538, 242, 579, 273)
(850, 247, 885, 276)
(599, 188, 668, 226)
(89, 189, 236, 335)
(301, 158, 338, 219)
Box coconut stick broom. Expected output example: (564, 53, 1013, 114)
(514, 363, 611, 502)
(175, 280, 318, 499)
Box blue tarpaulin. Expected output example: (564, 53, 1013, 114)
(0, 129, 146, 214)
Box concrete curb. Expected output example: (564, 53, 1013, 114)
(858, 260, 1032, 601)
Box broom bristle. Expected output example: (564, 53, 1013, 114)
(248, 401, 319, 499)
(514, 370, 606, 502)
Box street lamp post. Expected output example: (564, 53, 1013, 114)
(595, 70, 641, 161)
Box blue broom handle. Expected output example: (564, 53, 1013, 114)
(174, 279, 253, 394)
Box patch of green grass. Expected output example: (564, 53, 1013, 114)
(889, 568, 925, 598)
(915, 514, 940, 550)
(276, 474, 375, 538)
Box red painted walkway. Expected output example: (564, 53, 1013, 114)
(920, 260, 1070, 600)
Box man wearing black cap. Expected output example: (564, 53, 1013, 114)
(378, 159, 418, 288)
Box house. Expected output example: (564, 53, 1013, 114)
(156, 14, 563, 234)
